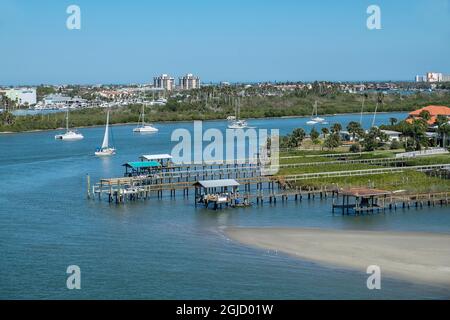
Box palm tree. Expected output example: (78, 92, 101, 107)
(436, 115, 450, 147)
(346, 121, 363, 141)
(331, 123, 342, 134)
(389, 117, 398, 126)
(401, 119, 428, 151)
(291, 128, 306, 147)
(419, 110, 431, 122)
(321, 127, 329, 138)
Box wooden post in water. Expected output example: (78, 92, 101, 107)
(86, 174, 91, 199)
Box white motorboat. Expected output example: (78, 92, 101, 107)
(54, 110, 84, 141)
(133, 104, 158, 133)
(95, 110, 116, 156)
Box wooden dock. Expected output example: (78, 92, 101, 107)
(332, 188, 450, 215)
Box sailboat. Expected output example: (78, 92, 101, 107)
(228, 98, 251, 129)
(307, 101, 327, 125)
(133, 104, 158, 133)
(95, 110, 116, 156)
(54, 110, 84, 141)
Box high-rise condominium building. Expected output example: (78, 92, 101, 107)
(178, 74, 201, 90)
(153, 74, 175, 91)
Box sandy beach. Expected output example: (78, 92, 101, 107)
(226, 228, 450, 288)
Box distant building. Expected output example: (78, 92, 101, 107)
(406, 105, 450, 125)
(5, 88, 36, 106)
(427, 72, 443, 83)
(415, 72, 449, 82)
(44, 94, 85, 106)
(178, 73, 200, 90)
(153, 74, 175, 91)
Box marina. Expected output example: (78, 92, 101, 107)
(2, 114, 450, 299)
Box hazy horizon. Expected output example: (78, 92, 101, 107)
(1, 0, 449, 85)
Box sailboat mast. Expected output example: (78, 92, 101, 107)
(372, 102, 378, 128)
(238, 97, 240, 120)
(360, 96, 365, 125)
(66, 110, 69, 132)
(101, 110, 110, 149)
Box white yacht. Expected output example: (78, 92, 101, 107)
(133, 104, 158, 133)
(95, 110, 116, 156)
(55, 110, 84, 141)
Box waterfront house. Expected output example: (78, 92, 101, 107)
(406, 105, 450, 125)
(380, 130, 401, 142)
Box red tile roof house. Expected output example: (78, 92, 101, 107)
(406, 105, 450, 125)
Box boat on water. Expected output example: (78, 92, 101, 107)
(227, 98, 253, 129)
(54, 110, 84, 141)
(307, 101, 327, 125)
(133, 104, 158, 133)
(228, 119, 249, 129)
(95, 110, 116, 156)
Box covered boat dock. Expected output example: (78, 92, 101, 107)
(139, 154, 173, 167)
(333, 187, 392, 215)
(123, 161, 161, 177)
(194, 179, 243, 209)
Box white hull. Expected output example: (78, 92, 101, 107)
(307, 101, 326, 125)
(228, 120, 250, 129)
(133, 126, 158, 133)
(95, 148, 116, 156)
(55, 131, 84, 140)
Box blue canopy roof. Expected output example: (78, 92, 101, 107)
(123, 161, 161, 169)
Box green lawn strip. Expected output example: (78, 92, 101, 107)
(289, 171, 450, 193)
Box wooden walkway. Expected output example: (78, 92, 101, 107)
(333, 191, 450, 215)
(280, 164, 450, 181)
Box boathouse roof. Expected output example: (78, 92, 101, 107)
(141, 154, 173, 161)
(123, 161, 161, 169)
(194, 179, 240, 189)
(340, 187, 391, 197)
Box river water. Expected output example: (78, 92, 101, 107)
(1, 112, 449, 299)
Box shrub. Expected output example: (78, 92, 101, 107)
(350, 143, 361, 153)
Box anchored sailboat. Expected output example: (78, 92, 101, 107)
(307, 101, 327, 125)
(133, 104, 158, 133)
(54, 110, 84, 141)
(95, 110, 116, 156)
(228, 98, 252, 129)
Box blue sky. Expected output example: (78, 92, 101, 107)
(0, 0, 449, 85)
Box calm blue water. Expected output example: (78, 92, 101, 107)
(1, 112, 449, 299)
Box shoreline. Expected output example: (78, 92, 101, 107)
(0, 110, 408, 135)
(226, 227, 450, 289)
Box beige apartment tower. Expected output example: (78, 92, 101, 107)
(153, 74, 175, 91)
(179, 73, 201, 90)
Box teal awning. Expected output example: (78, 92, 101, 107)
(123, 161, 161, 169)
